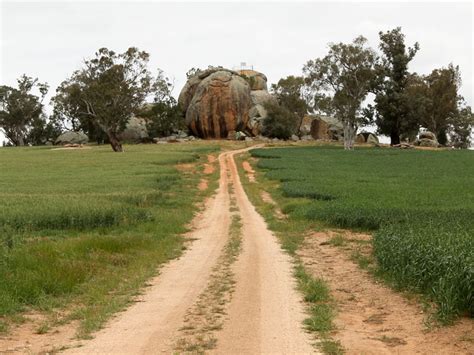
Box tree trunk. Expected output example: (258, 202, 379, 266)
(343, 122, 356, 150)
(17, 135, 25, 146)
(390, 128, 400, 145)
(107, 130, 123, 152)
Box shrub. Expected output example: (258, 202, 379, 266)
(262, 101, 299, 139)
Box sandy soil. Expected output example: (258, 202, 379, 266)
(51, 146, 91, 151)
(210, 150, 314, 354)
(242, 160, 256, 182)
(299, 231, 474, 355)
(198, 178, 209, 191)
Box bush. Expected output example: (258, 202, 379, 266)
(262, 101, 298, 139)
(142, 100, 186, 138)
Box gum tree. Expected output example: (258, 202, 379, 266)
(270, 76, 309, 136)
(53, 47, 158, 152)
(371, 28, 419, 145)
(304, 36, 376, 150)
(0, 75, 48, 146)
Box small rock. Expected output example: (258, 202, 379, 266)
(235, 131, 247, 140)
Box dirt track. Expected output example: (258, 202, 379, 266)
(65, 148, 314, 354)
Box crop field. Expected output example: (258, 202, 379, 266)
(0, 143, 217, 335)
(251, 146, 474, 322)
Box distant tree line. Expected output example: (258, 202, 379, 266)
(0, 27, 472, 151)
(269, 27, 473, 149)
(0, 48, 181, 152)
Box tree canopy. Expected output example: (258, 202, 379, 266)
(304, 36, 376, 150)
(52, 47, 159, 152)
(370, 27, 420, 145)
(0, 75, 49, 146)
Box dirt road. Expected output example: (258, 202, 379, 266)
(67, 148, 314, 354)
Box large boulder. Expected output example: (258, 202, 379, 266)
(238, 70, 268, 91)
(356, 132, 379, 144)
(179, 68, 252, 138)
(301, 115, 343, 141)
(419, 131, 437, 140)
(418, 138, 439, 147)
(55, 131, 88, 145)
(247, 90, 277, 136)
(118, 116, 149, 142)
(416, 131, 438, 147)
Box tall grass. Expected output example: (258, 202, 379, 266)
(251, 146, 474, 322)
(0, 143, 218, 334)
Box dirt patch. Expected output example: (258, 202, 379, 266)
(260, 191, 286, 219)
(176, 163, 195, 172)
(198, 179, 208, 191)
(203, 163, 215, 175)
(207, 154, 217, 163)
(175, 213, 242, 353)
(242, 161, 255, 183)
(51, 146, 91, 151)
(0, 313, 80, 354)
(299, 230, 474, 355)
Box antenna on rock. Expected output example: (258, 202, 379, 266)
(233, 62, 254, 71)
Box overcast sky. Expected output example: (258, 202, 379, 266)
(0, 1, 473, 143)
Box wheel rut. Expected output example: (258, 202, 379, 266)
(65, 147, 314, 354)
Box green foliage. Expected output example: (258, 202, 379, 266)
(374, 222, 473, 322)
(271, 76, 309, 135)
(139, 101, 187, 137)
(251, 146, 474, 321)
(26, 116, 62, 145)
(370, 27, 420, 145)
(0, 144, 217, 332)
(52, 48, 167, 152)
(0, 75, 48, 146)
(449, 105, 473, 148)
(262, 101, 299, 139)
(405, 64, 466, 145)
(304, 36, 376, 150)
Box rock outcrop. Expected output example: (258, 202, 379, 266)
(55, 131, 88, 145)
(179, 67, 275, 139)
(247, 89, 277, 136)
(300, 115, 344, 141)
(415, 131, 439, 148)
(118, 116, 149, 142)
(356, 132, 379, 145)
(179, 68, 252, 139)
(238, 70, 268, 91)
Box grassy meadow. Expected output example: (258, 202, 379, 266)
(0, 143, 218, 335)
(251, 146, 474, 322)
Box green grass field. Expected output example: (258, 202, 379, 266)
(251, 146, 474, 322)
(0, 143, 217, 335)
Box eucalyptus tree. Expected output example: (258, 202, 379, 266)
(270, 75, 309, 136)
(371, 27, 419, 145)
(303, 36, 376, 150)
(53, 47, 161, 152)
(0, 75, 48, 146)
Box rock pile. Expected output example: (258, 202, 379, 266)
(300, 115, 344, 141)
(178, 67, 275, 139)
(55, 131, 88, 145)
(356, 132, 379, 145)
(415, 131, 439, 148)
